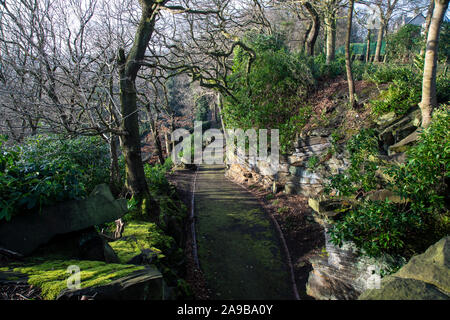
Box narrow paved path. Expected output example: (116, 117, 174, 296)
(194, 165, 293, 299)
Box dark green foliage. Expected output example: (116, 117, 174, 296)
(386, 25, 422, 63)
(311, 53, 345, 80)
(0, 135, 110, 221)
(329, 200, 422, 257)
(144, 157, 173, 195)
(370, 78, 421, 116)
(367, 63, 448, 116)
(330, 201, 421, 256)
(325, 128, 380, 197)
(245, 32, 287, 52)
(328, 109, 450, 257)
(438, 21, 450, 63)
(366, 64, 421, 116)
(436, 73, 450, 103)
(195, 95, 209, 122)
(387, 108, 449, 217)
(364, 64, 417, 85)
(306, 155, 320, 171)
(224, 34, 314, 153)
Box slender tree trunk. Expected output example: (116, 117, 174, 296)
(164, 130, 170, 157)
(217, 92, 226, 137)
(325, 13, 336, 64)
(302, 21, 312, 53)
(419, 0, 449, 128)
(304, 2, 320, 56)
(170, 115, 176, 152)
(345, 0, 356, 107)
(374, 23, 385, 62)
(421, 0, 436, 56)
(366, 29, 372, 63)
(151, 118, 165, 165)
(109, 134, 121, 195)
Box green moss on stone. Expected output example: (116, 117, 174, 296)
(109, 221, 174, 263)
(2, 259, 144, 300)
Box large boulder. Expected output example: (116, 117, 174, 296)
(388, 130, 419, 155)
(77, 229, 120, 263)
(308, 197, 353, 220)
(375, 111, 397, 127)
(0, 184, 127, 256)
(365, 189, 408, 204)
(378, 109, 421, 152)
(58, 266, 166, 300)
(393, 236, 450, 293)
(358, 277, 448, 300)
(359, 237, 450, 300)
(305, 230, 398, 300)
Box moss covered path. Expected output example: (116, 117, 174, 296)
(194, 165, 294, 299)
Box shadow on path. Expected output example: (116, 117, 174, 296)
(194, 165, 293, 300)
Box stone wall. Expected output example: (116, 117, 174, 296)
(225, 134, 349, 198)
(306, 224, 401, 300)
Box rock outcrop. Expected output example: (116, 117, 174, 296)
(58, 266, 167, 300)
(305, 223, 399, 300)
(359, 236, 450, 300)
(225, 134, 348, 198)
(0, 184, 127, 256)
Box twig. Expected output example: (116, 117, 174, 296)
(15, 293, 30, 300)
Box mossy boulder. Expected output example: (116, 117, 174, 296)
(378, 109, 421, 152)
(308, 197, 352, 219)
(58, 266, 165, 300)
(359, 277, 448, 300)
(375, 111, 397, 127)
(359, 237, 450, 300)
(0, 259, 146, 300)
(109, 222, 174, 264)
(394, 236, 450, 293)
(365, 189, 408, 204)
(0, 184, 127, 256)
(388, 130, 419, 155)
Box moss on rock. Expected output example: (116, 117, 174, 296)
(109, 221, 175, 263)
(2, 259, 144, 300)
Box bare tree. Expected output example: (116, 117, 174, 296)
(372, 0, 399, 62)
(345, 0, 356, 107)
(421, 0, 436, 56)
(419, 0, 449, 128)
(303, 1, 320, 55)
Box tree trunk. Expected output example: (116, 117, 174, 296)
(421, 0, 436, 56)
(118, 74, 149, 196)
(419, 0, 449, 128)
(164, 130, 171, 157)
(109, 134, 121, 193)
(304, 2, 320, 56)
(366, 29, 371, 63)
(151, 118, 165, 165)
(302, 21, 312, 53)
(170, 115, 176, 152)
(117, 0, 164, 218)
(217, 92, 226, 137)
(345, 0, 356, 107)
(325, 13, 336, 64)
(374, 23, 385, 62)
